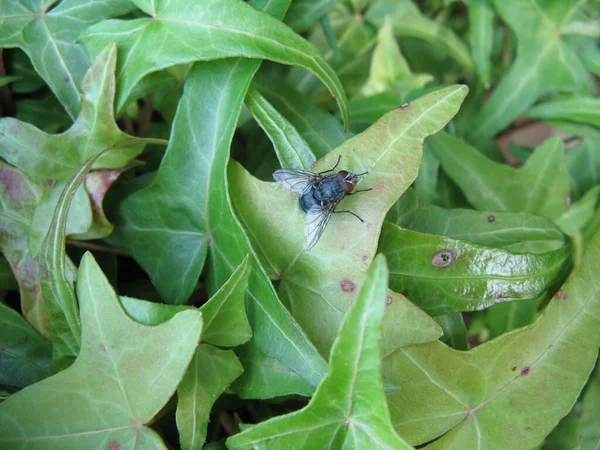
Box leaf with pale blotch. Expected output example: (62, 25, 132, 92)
(468, 0, 590, 141)
(177, 345, 243, 450)
(0, 0, 134, 118)
(229, 85, 467, 354)
(227, 255, 412, 450)
(0, 163, 48, 335)
(431, 133, 571, 221)
(383, 229, 600, 448)
(0, 44, 148, 254)
(380, 222, 569, 315)
(0, 253, 203, 449)
(80, 0, 348, 127)
(361, 17, 433, 99)
(105, 0, 328, 392)
(0, 302, 51, 390)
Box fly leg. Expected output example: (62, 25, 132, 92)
(318, 155, 342, 174)
(332, 210, 364, 223)
(346, 188, 372, 195)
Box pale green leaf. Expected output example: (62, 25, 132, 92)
(384, 229, 600, 448)
(177, 345, 243, 450)
(229, 85, 467, 353)
(227, 255, 412, 450)
(0, 252, 203, 448)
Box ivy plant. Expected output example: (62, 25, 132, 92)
(1, 0, 599, 449)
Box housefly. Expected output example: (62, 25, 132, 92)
(273, 155, 371, 250)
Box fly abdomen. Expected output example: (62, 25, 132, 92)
(299, 190, 319, 213)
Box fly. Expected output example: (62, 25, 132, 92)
(273, 155, 371, 250)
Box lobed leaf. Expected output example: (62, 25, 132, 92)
(227, 255, 412, 450)
(80, 0, 349, 127)
(229, 85, 468, 353)
(384, 228, 600, 448)
(379, 223, 569, 315)
(0, 253, 203, 448)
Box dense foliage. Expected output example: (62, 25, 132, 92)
(0, 0, 599, 449)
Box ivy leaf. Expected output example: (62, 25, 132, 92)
(527, 95, 600, 129)
(469, 0, 590, 140)
(229, 85, 467, 353)
(80, 0, 349, 127)
(0, 302, 52, 390)
(379, 223, 569, 315)
(566, 138, 600, 198)
(0, 44, 148, 253)
(387, 188, 567, 251)
(361, 17, 433, 99)
(384, 229, 600, 448)
(177, 345, 243, 450)
(0, 0, 134, 118)
(0, 163, 51, 335)
(198, 255, 252, 348)
(252, 74, 349, 158)
(0, 252, 203, 448)
(366, 0, 474, 73)
(227, 255, 412, 450)
(245, 86, 317, 169)
(430, 133, 571, 220)
(105, 1, 328, 389)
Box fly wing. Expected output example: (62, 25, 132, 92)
(273, 168, 318, 194)
(304, 202, 334, 250)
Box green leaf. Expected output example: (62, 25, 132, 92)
(431, 133, 571, 220)
(0, 256, 17, 290)
(555, 186, 600, 236)
(227, 255, 412, 450)
(229, 85, 470, 353)
(0, 44, 148, 253)
(463, 0, 494, 87)
(487, 298, 541, 339)
(245, 86, 317, 169)
(527, 95, 600, 129)
(287, 3, 377, 103)
(434, 313, 468, 351)
(469, 0, 590, 140)
(387, 188, 567, 251)
(566, 138, 600, 198)
(543, 369, 600, 449)
(0, 163, 50, 335)
(106, 56, 327, 387)
(361, 17, 433, 98)
(230, 342, 315, 399)
(284, 0, 337, 32)
(199, 255, 252, 347)
(15, 95, 72, 134)
(0, 0, 134, 118)
(383, 228, 600, 448)
(253, 74, 349, 158)
(347, 92, 404, 132)
(0, 76, 20, 88)
(366, 0, 474, 73)
(0, 302, 52, 390)
(177, 345, 243, 450)
(379, 223, 570, 315)
(80, 0, 349, 128)
(0, 252, 203, 448)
